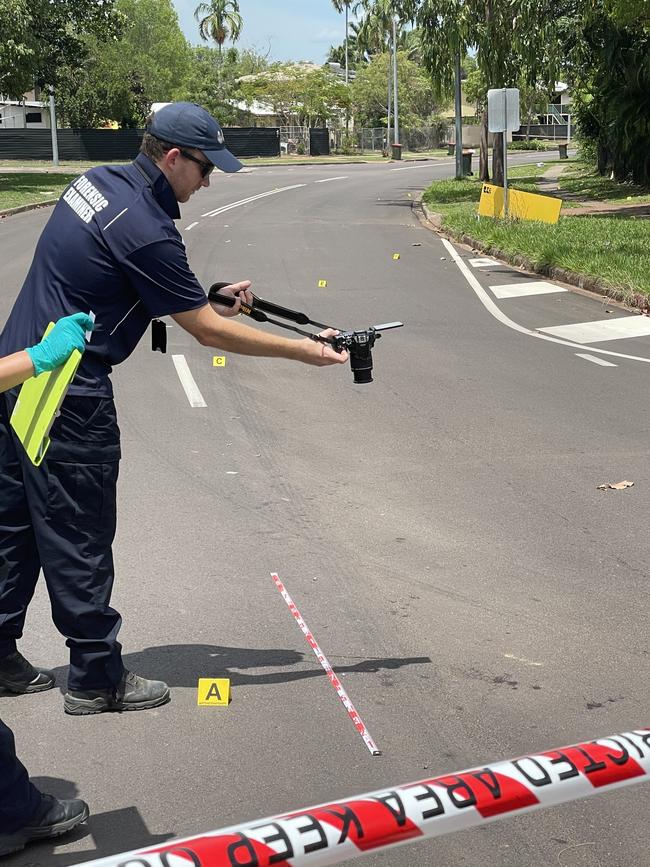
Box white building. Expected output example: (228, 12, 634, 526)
(0, 97, 50, 129)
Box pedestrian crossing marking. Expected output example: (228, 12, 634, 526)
(490, 281, 567, 299)
(539, 316, 650, 344)
(469, 258, 498, 268)
(197, 678, 231, 706)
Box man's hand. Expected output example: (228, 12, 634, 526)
(296, 329, 349, 367)
(209, 280, 253, 318)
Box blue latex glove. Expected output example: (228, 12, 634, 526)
(25, 312, 94, 376)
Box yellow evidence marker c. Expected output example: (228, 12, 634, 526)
(213, 356, 226, 367)
(197, 678, 231, 706)
(318, 280, 328, 288)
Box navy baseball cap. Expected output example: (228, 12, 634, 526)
(148, 102, 242, 173)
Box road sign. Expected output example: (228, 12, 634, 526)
(488, 88, 520, 133)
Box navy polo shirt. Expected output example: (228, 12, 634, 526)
(0, 154, 208, 397)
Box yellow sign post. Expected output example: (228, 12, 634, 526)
(197, 678, 231, 707)
(478, 183, 562, 224)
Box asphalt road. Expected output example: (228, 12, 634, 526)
(1, 153, 649, 867)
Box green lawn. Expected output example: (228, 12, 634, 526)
(0, 173, 77, 210)
(557, 161, 650, 203)
(423, 174, 650, 296)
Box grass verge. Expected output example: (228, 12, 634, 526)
(557, 161, 650, 204)
(0, 172, 77, 210)
(423, 173, 650, 297)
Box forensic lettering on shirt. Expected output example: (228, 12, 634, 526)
(62, 174, 110, 224)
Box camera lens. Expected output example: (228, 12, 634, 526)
(350, 351, 373, 384)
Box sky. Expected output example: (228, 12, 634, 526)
(172, 0, 354, 64)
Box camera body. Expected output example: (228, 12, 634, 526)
(331, 328, 379, 384)
(331, 322, 403, 384)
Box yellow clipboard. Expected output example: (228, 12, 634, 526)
(9, 323, 83, 466)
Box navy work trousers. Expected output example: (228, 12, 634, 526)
(0, 393, 123, 691)
(0, 718, 41, 833)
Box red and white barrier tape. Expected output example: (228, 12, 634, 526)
(271, 572, 381, 757)
(77, 728, 650, 867)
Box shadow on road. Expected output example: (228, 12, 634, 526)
(49, 644, 432, 691)
(2, 777, 173, 867)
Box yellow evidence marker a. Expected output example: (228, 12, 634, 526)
(392, 253, 400, 260)
(197, 678, 231, 706)
(318, 280, 328, 288)
(212, 356, 226, 367)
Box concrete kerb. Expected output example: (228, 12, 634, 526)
(0, 199, 58, 219)
(415, 195, 644, 312)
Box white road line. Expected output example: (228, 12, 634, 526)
(185, 221, 199, 231)
(389, 164, 435, 171)
(315, 176, 348, 183)
(576, 353, 617, 367)
(539, 316, 650, 344)
(490, 280, 568, 299)
(201, 184, 306, 218)
(172, 355, 207, 408)
(441, 238, 650, 365)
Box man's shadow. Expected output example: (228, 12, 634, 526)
(2, 777, 174, 867)
(49, 644, 432, 691)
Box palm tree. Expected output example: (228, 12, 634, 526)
(194, 0, 243, 58)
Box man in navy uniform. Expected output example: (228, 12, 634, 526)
(0, 102, 347, 716)
(0, 315, 93, 855)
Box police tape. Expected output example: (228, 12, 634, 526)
(77, 727, 650, 867)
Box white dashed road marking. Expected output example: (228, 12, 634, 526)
(576, 353, 618, 367)
(315, 176, 349, 183)
(539, 316, 650, 344)
(490, 280, 568, 299)
(172, 355, 207, 408)
(185, 222, 199, 231)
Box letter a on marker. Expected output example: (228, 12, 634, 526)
(197, 678, 231, 706)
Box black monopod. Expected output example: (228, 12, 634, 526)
(208, 283, 403, 384)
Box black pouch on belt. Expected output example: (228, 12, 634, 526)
(151, 318, 167, 353)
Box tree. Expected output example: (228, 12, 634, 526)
(238, 65, 351, 127)
(567, 2, 650, 186)
(417, 0, 562, 183)
(0, 0, 124, 99)
(178, 45, 269, 124)
(0, 0, 33, 97)
(194, 0, 243, 56)
(351, 49, 439, 128)
(56, 0, 190, 128)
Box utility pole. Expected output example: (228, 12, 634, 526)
(454, 50, 463, 179)
(344, 1, 349, 85)
(49, 87, 59, 167)
(392, 15, 399, 145)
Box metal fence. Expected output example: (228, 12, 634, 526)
(0, 127, 281, 161)
(328, 125, 446, 155)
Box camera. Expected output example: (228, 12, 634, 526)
(332, 323, 403, 384)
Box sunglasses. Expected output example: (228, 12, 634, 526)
(179, 149, 214, 178)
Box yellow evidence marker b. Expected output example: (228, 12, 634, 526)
(197, 678, 231, 706)
(212, 356, 226, 367)
(318, 280, 328, 288)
